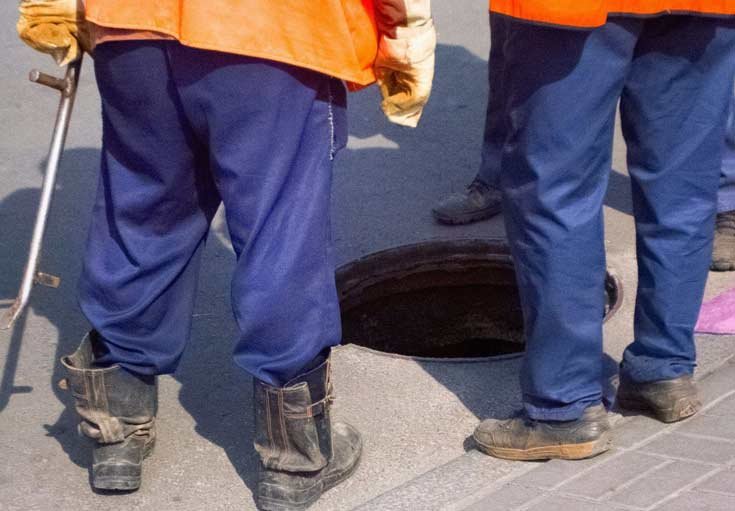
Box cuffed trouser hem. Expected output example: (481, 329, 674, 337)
(716, 187, 735, 213)
(524, 399, 603, 422)
(619, 356, 694, 385)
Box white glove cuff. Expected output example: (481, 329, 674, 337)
(378, 19, 436, 67)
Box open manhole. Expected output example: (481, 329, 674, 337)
(337, 239, 622, 360)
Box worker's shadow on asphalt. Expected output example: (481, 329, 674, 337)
(334, 45, 634, 268)
(0, 148, 261, 494)
(0, 148, 99, 472)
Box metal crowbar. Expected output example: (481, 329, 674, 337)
(1, 57, 82, 330)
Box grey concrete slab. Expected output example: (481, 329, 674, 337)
(505, 451, 619, 491)
(654, 490, 735, 511)
(525, 495, 623, 511)
(608, 460, 715, 509)
(612, 414, 668, 449)
(695, 468, 735, 496)
(351, 451, 523, 511)
(462, 483, 539, 511)
(557, 452, 664, 500)
(703, 395, 735, 417)
(678, 413, 735, 440)
(640, 434, 735, 465)
(316, 352, 526, 511)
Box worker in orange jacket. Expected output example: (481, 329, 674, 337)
(17, 1, 435, 508)
(472, 1, 735, 461)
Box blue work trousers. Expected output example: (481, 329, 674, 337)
(498, 16, 735, 420)
(478, 19, 735, 218)
(78, 41, 347, 386)
(476, 14, 507, 188)
(720, 85, 735, 212)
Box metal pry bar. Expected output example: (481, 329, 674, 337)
(1, 58, 82, 330)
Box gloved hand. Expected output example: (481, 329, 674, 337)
(375, 19, 436, 128)
(17, 0, 90, 66)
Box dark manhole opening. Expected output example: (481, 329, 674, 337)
(337, 239, 622, 360)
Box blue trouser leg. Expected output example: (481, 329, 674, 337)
(79, 41, 346, 386)
(500, 20, 635, 421)
(79, 42, 220, 375)
(476, 14, 507, 188)
(620, 18, 735, 383)
(500, 16, 735, 420)
(719, 85, 735, 213)
(165, 43, 347, 386)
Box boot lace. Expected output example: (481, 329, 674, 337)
(467, 177, 491, 195)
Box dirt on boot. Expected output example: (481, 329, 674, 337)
(60, 331, 157, 491)
(617, 374, 701, 423)
(254, 359, 362, 511)
(432, 178, 503, 225)
(473, 404, 611, 461)
(711, 210, 735, 271)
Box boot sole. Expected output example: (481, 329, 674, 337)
(322, 443, 363, 493)
(93, 476, 143, 491)
(475, 433, 611, 461)
(257, 447, 363, 511)
(616, 395, 701, 423)
(710, 260, 735, 271)
(432, 204, 502, 225)
(91, 438, 155, 492)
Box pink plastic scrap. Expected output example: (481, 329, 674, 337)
(695, 286, 735, 335)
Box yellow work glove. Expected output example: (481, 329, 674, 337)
(375, 20, 436, 128)
(17, 0, 90, 66)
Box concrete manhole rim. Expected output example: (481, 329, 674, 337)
(336, 238, 624, 363)
(338, 342, 527, 364)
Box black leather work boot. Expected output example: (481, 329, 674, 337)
(432, 177, 503, 225)
(254, 358, 362, 511)
(711, 210, 735, 271)
(60, 331, 157, 491)
(616, 374, 701, 423)
(473, 404, 611, 461)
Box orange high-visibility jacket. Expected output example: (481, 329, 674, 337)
(489, 1, 735, 28)
(85, 1, 382, 86)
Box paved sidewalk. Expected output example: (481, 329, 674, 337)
(350, 357, 735, 511)
(458, 359, 735, 511)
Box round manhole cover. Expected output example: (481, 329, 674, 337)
(337, 239, 622, 360)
